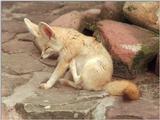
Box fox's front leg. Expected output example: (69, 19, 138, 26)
(40, 60, 69, 89)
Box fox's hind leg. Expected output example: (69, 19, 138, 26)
(70, 59, 81, 85)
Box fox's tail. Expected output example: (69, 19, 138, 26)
(104, 80, 140, 100)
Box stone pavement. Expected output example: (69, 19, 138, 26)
(2, 1, 159, 120)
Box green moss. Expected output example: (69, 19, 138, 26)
(85, 22, 97, 31)
(132, 42, 159, 73)
(127, 5, 137, 12)
(141, 44, 158, 55)
(93, 30, 102, 42)
(152, 32, 159, 37)
(132, 52, 147, 73)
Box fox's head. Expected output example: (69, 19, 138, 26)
(24, 18, 62, 59)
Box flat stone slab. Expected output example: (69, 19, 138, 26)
(2, 72, 159, 120)
(39, 58, 57, 67)
(2, 32, 16, 43)
(16, 32, 34, 42)
(2, 20, 28, 33)
(2, 39, 39, 54)
(2, 72, 52, 107)
(15, 96, 99, 119)
(2, 73, 31, 97)
(2, 72, 109, 119)
(2, 53, 45, 74)
(14, 87, 108, 119)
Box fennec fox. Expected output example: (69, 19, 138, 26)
(24, 18, 140, 100)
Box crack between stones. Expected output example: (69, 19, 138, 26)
(92, 97, 115, 120)
(2, 33, 17, 44)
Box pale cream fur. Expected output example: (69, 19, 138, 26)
(24, 18, 140, 100)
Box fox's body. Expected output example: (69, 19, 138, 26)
(24, 18, 140, 100)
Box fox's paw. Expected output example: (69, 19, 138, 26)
(39, 83, 52, 89)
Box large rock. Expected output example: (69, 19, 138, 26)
(50, 11, 85, 31)
(95, 20, 159, 79)
(123, 2, 159, 32)
(100, 1, 125, 21)
(2, 53, 45, 74)
(106, 99, 159, 119)
(50, 9, 101, 32)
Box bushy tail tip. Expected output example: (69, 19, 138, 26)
(123, 81, 140, 100)
(105, 80, 140, 100)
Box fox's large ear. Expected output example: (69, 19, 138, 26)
(39, 22, 54, 40)
(24, 18, 39, 37)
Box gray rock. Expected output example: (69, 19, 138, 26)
(15, 90, 108, 119)
(2, 72, 52, 107)
(92, 97, 116, 120)
(2, 73, 31, 97)
(106, 98, 159, 119)
(2, 71, 109, 119)
(15, 98, 98, 119)
(2, 53, 45, 74)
